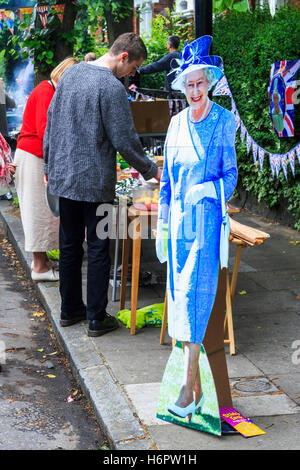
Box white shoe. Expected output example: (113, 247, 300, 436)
(31, 260, 58, 271)
(168, 400, 195, 422)
(195, 394, 205, 415)
(31, 267, 59, 282)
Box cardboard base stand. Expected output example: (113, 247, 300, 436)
(156, 342, 221, 436)
(156, 268, 265, 437)
(203, 268, 233, 408)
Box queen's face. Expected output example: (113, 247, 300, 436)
(184, 69, 210, 111)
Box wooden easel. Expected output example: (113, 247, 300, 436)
(223, 238, 247, 355)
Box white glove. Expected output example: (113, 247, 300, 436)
(156, 220, 168, 263)
(185, 181, 217, 205)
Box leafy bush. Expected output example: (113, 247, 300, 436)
(0, 50, 6, 81)
(213, 5, 300, 229)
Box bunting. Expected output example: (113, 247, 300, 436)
(52, 4, 65, 23)
(240, 122, 246, 144)
(212, 75, 231, 96)
(37, 5, 49, 28)
(258, 147, 265, 171)
(281, 154, 288, 181)
(0, 10, 15, 34)
(213, 71, 299, 179)
(0, 3, 67, 33)
(269, 154, 275, 178)
(19, 7, 33, 31)
(252, 141, 258, 165)
(275, 155, 281, 178)
(288, 150, 295, 177)
(297, 146, 300, 164)
(246, 133, 252, 155)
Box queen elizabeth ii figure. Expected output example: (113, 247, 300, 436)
(156, 35, 238, 422)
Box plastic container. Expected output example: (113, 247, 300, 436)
(133, 185, 159, 212)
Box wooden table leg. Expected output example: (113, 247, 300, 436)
(224, 243, 245, 355)
(111, 205, 119, 302)
(224, 268, 235, 355)
(160, 288, 168, 345)
(230, 244, 243, 300)
(130, 217, 141, 335)
(120, 214, 130, 311)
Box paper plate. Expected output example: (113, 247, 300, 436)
(45, 184, 59, 217)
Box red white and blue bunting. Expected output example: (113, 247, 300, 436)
(0, 10, 15, 35)
(213, 73, 300, 180)
(0, 2, 67, 34)
(37, 5, 49, 28)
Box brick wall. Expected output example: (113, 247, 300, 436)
(289, 0, 300, 9)
(153, 1, 174, 16)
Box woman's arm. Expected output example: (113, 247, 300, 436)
(213, 111, 238, 202)
(158, 118, 174, 223)
(156, 119, 173, 263)
(36, 85, 55, 142)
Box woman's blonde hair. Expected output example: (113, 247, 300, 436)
(50, 57, 79, 82)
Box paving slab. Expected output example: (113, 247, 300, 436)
(1, 200, 300, 450)
(124, 381, 299, 431)
(237, 341, 300, 375)
(149, 414, 300, 450)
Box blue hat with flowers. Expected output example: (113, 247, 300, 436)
(171, 35, 224, 93)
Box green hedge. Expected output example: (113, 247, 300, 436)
(213, 6, 300, 229)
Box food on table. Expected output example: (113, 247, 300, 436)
(133, 187, 159, 211)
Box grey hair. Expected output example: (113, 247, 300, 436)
(184, 67, 217, 91)
(204, 68, 217, 90)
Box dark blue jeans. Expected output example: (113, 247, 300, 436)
(59, 197, 111, 321)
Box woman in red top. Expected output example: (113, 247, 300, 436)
(14, 57, 79, 282)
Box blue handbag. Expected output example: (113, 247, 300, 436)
(220, 178, 230, 269)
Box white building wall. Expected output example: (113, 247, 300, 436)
(175, 0, 194, 18)
(134, 0, 289, 37)
(134, 0, 154, 37)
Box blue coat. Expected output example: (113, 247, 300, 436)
(156, 102, 238, 344)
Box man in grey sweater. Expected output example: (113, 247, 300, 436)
(44, 33, 161, 337)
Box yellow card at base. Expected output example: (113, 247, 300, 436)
(235, 421, 266, 437)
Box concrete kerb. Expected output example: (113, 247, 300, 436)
(0, 200, 154, 450)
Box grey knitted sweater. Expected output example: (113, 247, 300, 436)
(43, 62, 157, 202)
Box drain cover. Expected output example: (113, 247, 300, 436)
(232, 377, 279, 395)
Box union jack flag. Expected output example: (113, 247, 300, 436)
(268, 59, 300, 138)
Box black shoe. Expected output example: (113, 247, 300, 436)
(88, 314, 119, 337)
(60, 307, 86, 327)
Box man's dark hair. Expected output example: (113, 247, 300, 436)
(109, 32, 147, 62)
(168, 35, 180, 50)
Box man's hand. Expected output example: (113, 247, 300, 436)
(155, 168, 162, 183)
(44, 174, 48, 184)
